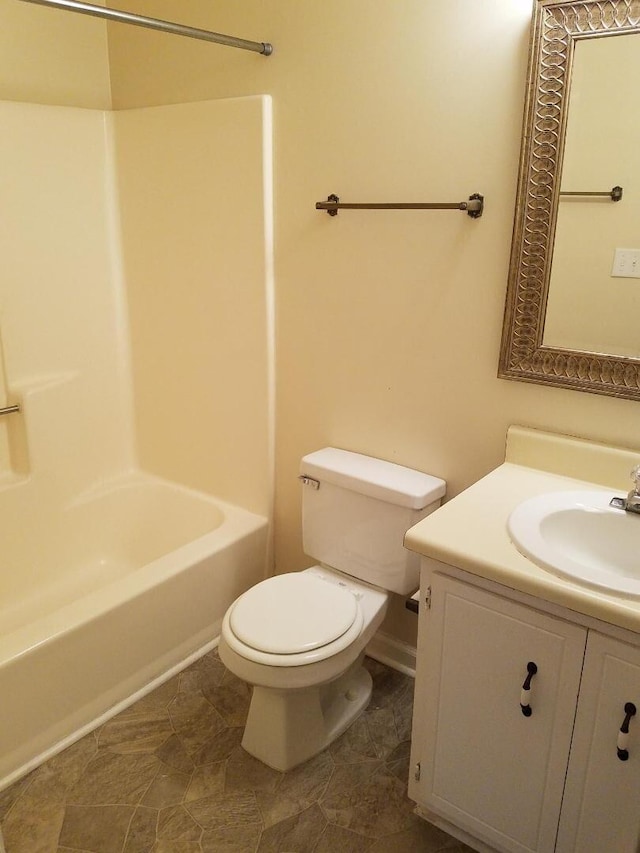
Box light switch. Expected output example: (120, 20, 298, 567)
(612, 248, 640, 278)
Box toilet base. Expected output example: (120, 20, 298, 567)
(240, 654, 373, 772)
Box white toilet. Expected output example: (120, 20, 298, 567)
(218, 447, 445, 771)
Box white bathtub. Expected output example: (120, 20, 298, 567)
(0, 471, 268, 788)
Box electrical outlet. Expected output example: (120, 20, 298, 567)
(612, 248, 640, 278)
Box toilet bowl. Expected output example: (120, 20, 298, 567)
(219, 565, 389, 770)
(219, 448, 445, 771)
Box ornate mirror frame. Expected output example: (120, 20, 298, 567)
(499, 0, 640, 399)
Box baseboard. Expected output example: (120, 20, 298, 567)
(366, 630, 416, 677)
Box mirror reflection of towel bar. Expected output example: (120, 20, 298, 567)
(560, 186, 623, 202)
(0, 405, 20, 417)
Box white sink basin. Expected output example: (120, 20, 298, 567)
(508, 490, 640, 597)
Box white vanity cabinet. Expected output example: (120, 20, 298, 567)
(409, 566, 640, 853)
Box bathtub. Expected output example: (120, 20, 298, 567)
(0, 471, 268, 788)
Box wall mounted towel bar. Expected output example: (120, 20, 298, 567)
(560, 186, 623, 202)
(0, 405, 20, 417)
(316, 193, 484, 218)
(18, 0, 273, 55)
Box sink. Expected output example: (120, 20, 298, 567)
(507, 490, 640, 597)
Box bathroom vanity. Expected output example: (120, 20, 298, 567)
(405, 427, 640, 853)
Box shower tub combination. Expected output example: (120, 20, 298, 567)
(0, 92, 273, 791)
(0, 470, 267, 788)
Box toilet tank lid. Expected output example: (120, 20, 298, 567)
(300, 448, 446, 510)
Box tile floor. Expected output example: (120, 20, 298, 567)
(0, 649, 473, 853)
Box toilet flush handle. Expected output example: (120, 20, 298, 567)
(298, 475, 320, 490)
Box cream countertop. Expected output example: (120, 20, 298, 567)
(404, 426, 640, 634)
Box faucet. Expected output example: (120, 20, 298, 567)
(626, 465, 640, 512)
(610, 465, 640, 514)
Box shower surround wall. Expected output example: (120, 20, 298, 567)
(0, 101, 132, 496)
(114, 97, 273, 515)
(0, 95, 272, 783)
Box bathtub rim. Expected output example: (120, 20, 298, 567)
(0, 493, 267, 669)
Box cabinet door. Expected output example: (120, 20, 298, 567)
(556, 632, 640, 853)
(410, 574, 586, 853)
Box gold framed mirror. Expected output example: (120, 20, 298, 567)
(499, 0, 640, 399)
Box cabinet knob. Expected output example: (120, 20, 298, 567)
(520, 661, 538, 717)
(617, 702, 636, 761)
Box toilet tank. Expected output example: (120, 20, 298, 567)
(299, 448, 446, 595)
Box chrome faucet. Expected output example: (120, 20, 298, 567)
(626, 465, 640, 512)
(610, 465, 640, 514)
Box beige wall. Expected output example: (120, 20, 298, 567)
(0, 0, 110, 108)
(107, 0, 640, 645)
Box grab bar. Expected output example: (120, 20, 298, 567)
(0, 405, 20, 417)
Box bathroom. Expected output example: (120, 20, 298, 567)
(2, 0, 640, 850)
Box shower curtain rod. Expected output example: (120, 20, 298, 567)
(18, 0, 273, 55)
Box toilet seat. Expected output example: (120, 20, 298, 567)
(230, 572, 358, 654)
(223, 572, 365, 667)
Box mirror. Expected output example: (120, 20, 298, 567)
(499, 0, 640, 399)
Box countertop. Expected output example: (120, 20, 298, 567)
(404, 426, 640, 634)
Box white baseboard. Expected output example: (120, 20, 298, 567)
(366, 630, 416, 677)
